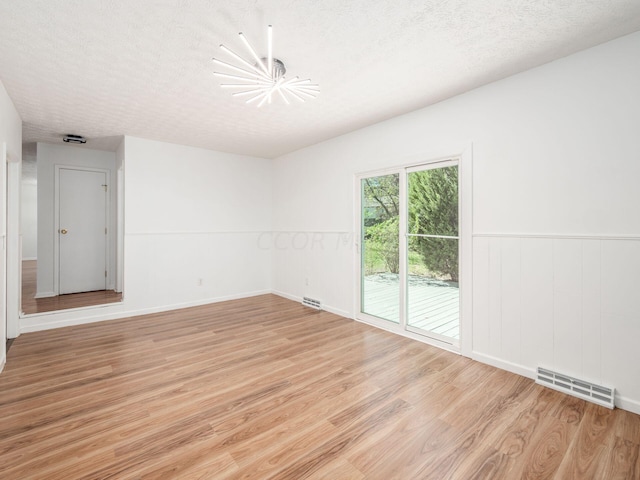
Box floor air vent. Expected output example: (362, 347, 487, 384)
(536, 367, 614, 409)
(302, 297, 322, 310)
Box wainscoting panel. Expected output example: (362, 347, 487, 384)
(472, 234, 640, 412)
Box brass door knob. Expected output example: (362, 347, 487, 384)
(60, 229, 68, 234)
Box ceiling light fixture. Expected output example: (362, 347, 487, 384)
(213, 25, 319, 107)
(63, 134, 86, 144)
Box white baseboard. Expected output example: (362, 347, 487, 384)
(472, 351, 640, 415)
(0, 354, 5, 374)
(114, 290, 274, 322)
(271, 290, 352, 319)
(22, 256, 37, 261)
(471, 351, 537, 380)
(19, 289, 272, 334)
(34, 291, 56, 299)
(616, 395, 640, 415)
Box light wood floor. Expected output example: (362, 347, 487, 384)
(21, 260, 122, 315)
(1, 294, 638, 479)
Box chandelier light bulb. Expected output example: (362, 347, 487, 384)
(212, 25, 319, 107)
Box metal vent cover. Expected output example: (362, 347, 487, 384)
(302, 296, 321, 310)
(536, 367, 614, 409)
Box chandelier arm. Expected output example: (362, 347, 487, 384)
(219, 45, 271, 80)
(221, 84, 268, 88)
(257, 92, 271, 108)
(276, 87, 290, 105)
(246, 91, 269, 104)
(213, 72, 272, 84)
(292, 86, 320, 94)
(279, 76, 300, 87)
(212, 58, 267, 79)
(292, 87, 320, 94)
(231, 88, 269, 97)
(239, 33, 271, 77)
(285, 88, 307, 102)
(290, 88, 317, 99)
(267, 25, 273, 76)
(287, 79, 319, 88)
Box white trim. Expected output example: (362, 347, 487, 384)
(116, 167, 124, 293)
(399, 167, 407, 334)
(616, 394, 640, 416)
(458, 145, 473, 357)
(20, 296, 123, 319)
(355, 314, 460, 354)
(21, 257, 37, 261)
(6, 158, 20, 339)
(406, 157, 458, 173)
(126, 230, 274, 236)
(0, 354, 5, 374)
(54, 165, 111, 295)
(473, 232, 640, 241)
(34, 291, 56, 299)
(19, 289, 271, 333)
(1, 143, 6, 359)
(471, 351, 537, 380)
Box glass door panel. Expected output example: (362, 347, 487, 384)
(406, 165, 459, 340)
(361, 173, 400, 323)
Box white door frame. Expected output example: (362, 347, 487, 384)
(354, 147, 473, 356)
(5, 144, 20, 338)
(53, 165, 111, 296)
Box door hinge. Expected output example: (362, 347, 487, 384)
(105, 227, 107, 234)
(105, 270, 107, 278)
(102, 184, 108, 192)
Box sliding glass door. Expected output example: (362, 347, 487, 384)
(358, 160, 460, 346)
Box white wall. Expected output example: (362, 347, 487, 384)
(0, 80, 22, 370)
(122, 137, 272, 309)
(272, 31, 640, 413)
(20, 136, 272, 333)
(115, 138, 124, 292)
(36, 143, 117, 296)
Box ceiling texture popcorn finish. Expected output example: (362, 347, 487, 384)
(1, 0, 640, 159)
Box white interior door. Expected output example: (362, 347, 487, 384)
(58, 168, 107, 294)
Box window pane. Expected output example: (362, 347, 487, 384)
(407, 238, 459, 339)
(407, 165, 459, 340)
(361, 174, 400, 323)
(408, 166, 458, 237)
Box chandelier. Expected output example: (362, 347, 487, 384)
(213, 25, 319, 107)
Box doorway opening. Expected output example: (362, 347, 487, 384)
(19, 142, 123, 316)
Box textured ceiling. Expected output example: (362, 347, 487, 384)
(1, 0, 640, 159)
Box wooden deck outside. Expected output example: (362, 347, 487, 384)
(363, 273, 459, 339)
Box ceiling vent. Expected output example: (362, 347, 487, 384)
(63, 134, 86, 144)
(536, 367, 614, 409)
